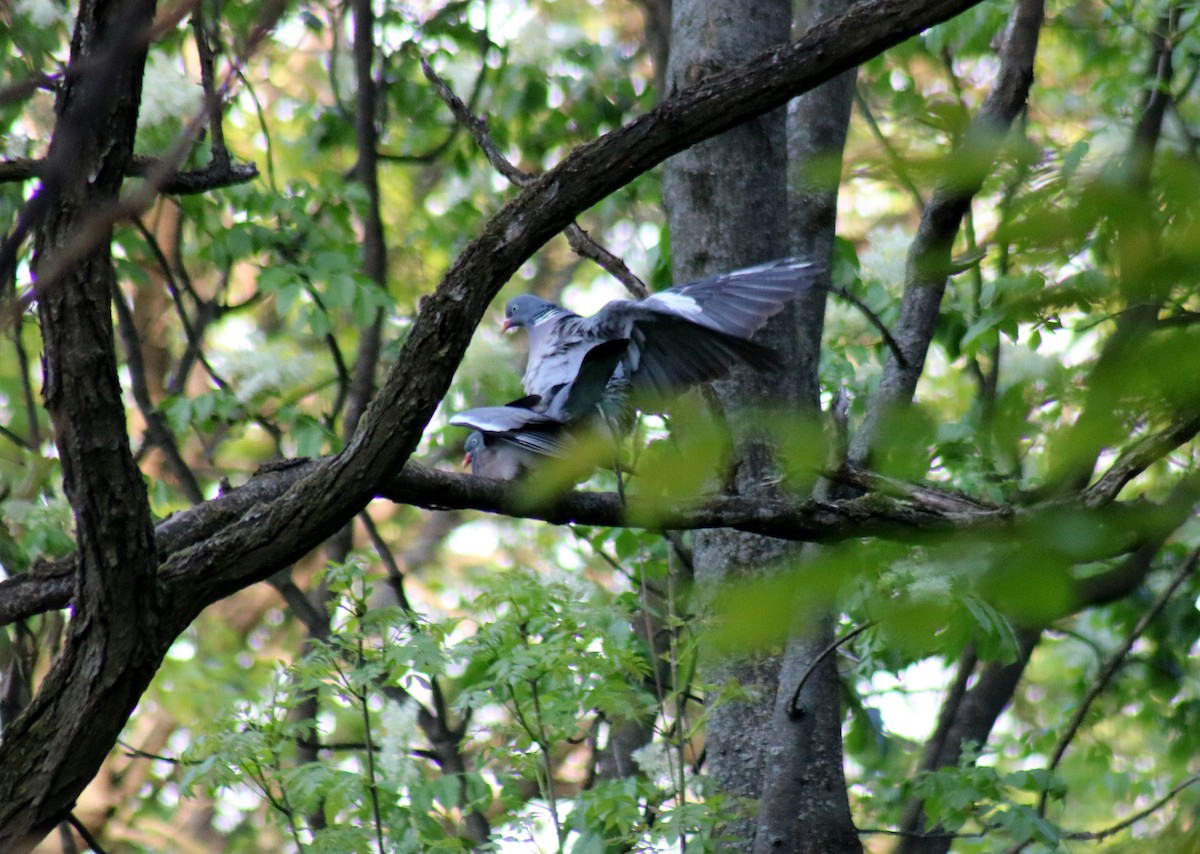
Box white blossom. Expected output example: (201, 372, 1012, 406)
(215, 340, 321, 404)
(630, 741, 677, 788)
(138, 53, 201, 130)
(15, 0, 71, 28)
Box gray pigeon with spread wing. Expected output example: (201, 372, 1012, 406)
(502, 257, 816, 410)
(450, 339, 630, 479)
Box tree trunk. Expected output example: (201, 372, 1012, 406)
(747, 3, 861, 851)
(663, 2, 859, 850)
(0, 0, 163, 848)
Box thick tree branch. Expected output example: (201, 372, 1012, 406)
(8, 444, 1197, 629)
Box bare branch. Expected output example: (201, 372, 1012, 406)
(1060, 772, 1200, 841)
(826, 283, 909, 367)
(0, 152, 258, 194)
(786, 621, 875, 717)
(829, 463, 1000, 513)
(1084, 414, 1200, 507)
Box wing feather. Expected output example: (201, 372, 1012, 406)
(638, 258, 817, 339)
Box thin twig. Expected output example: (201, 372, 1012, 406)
(853, 86, 925, 209)
(788, 621, 875, 717)
(66, 813, 109, 854)
(13, 318, 41, 449)
(110, 281, 206, 504)
(358, 511, 417, 620)
(1038, 547, 1200, 815)
(858, 826, 984, 840)
(419, 56, 650, 298)
(827, 283, 907, 368)
(1060, 772, 1200, 840)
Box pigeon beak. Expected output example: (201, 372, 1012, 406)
(500, 318, 514, 333)
(462, 452, 473, 468)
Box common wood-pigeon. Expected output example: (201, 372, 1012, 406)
(502, 257, 816, 410)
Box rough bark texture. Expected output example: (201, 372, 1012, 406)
(664, 2, 863, 850)
(0, 1, 992, 847)
(662, 3, 794, 846)
(0, 0, 162, 847)
(749, 1, 861, 850)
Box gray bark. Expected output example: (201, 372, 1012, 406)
(664, 2, 861, 851)
(749, 1, 861, 850)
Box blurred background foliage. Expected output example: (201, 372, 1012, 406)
(2, 0, 1200, 850)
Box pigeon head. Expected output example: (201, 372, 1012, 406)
(462, 431, 485, 470)
(502, 294, 559, 332)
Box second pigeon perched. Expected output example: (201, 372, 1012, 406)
(502, 257, 817, 411)
(450, 339, 630, 479)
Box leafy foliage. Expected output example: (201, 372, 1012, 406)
(3, 0, 1200, 851)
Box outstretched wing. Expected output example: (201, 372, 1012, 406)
(623, 319, 780, 405)
(587, 258, 811, 404)
(545, 338, 630, 421)
(640, 257, 815, 338)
